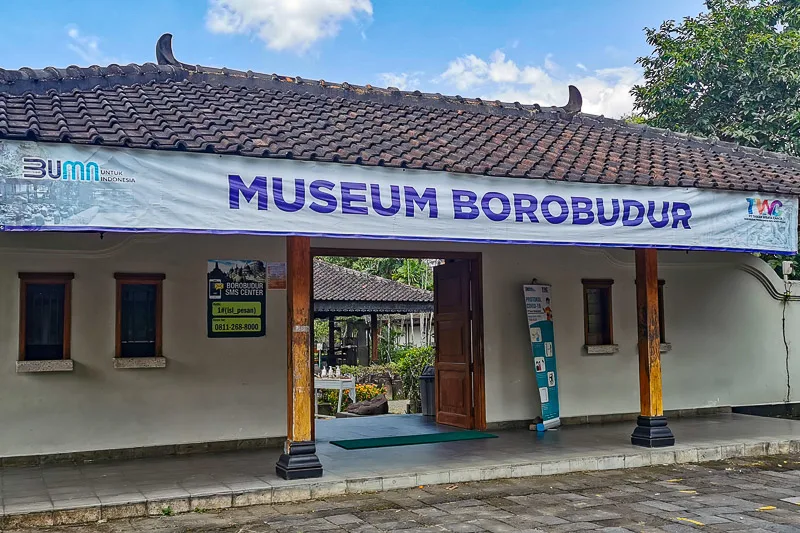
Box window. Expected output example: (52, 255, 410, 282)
(582, 279, 613, 346)
(115, 273, 165, 358)
(19, 273, 74, 361)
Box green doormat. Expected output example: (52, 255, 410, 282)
(330, 430, 498, 450)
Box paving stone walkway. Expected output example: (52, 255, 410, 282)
(10, 455, 800, 532)
(4, 413, 800, 530)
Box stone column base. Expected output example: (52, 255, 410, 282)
(276, 441, 323, 480)
(631, 415, 675, 448)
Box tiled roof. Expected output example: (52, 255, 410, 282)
(1, 34, 800, 194)
(313, 259, 433, 304)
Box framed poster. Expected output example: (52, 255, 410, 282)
(207, 260, 266, 338)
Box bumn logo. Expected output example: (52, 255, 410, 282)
(22, 157, 100, 181)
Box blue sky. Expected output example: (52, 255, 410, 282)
(0, 0, 706, 117)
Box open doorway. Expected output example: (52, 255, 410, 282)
(310, 248, 486, 444)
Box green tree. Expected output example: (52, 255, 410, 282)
(634, 0, 800, 153)
(392, 258, 434, 291)
(322, 256, 402, 279)
(633, 0, 800, 278)
(395, 346, 435, 413)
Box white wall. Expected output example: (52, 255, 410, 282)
(2, 231, 798, 456)
(312, 238, 800, 424)
(0, 232, 287, 456)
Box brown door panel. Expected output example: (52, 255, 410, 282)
(434, 261, 473, 429)
(435, 319, 466, 363)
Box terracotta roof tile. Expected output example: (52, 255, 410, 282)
(313, 259, 433, 304)
(0, 34, 799, 194)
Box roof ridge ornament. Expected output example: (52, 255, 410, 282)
(564, 85, 582, 114)
(156, 33, 196, 72)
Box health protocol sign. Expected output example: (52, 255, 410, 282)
(523, 284, 560, 429)
(207, 260, 266, 338)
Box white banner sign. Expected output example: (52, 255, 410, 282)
(0, 140, 796, 253)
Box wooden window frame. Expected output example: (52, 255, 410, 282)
(18, 272, 74, 361)
(114, 273, 165, 358)
(582, 279, 614, 346)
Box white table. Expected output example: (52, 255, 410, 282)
(314, 377, 356, 414)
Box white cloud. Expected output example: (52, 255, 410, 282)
(378, 72, 422, 91)
(437, 54, 490, 90)
(518, 66, 550, 86)
(434, 49, 642, 118)
(65, 25, 113, 65)
(576, 62, 587, 71)
(206, 0, 372, 52)
(543, 54, 558, 73)
(488, 50, 520, 83)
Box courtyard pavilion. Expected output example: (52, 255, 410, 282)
(313, 258, 434, 367)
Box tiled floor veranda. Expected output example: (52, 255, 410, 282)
(2, 413, 800, 528)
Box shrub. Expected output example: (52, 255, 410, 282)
(355, 383, 386, 402)
(318, 389, 352, 411)
(340, 363, 398, 379)
(340, 364, 358, 376)
(378, 328, 406, 362)
(395, 346, 435, 413)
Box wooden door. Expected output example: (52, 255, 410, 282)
(433, 260, 473, 429)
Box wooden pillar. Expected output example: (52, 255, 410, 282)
(370, 312, 379, 363)
(276, 236, 323, 479)
(327, 315, 335, 366)
(631, 248, 675, 447)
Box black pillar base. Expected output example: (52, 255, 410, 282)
(631, 415, 675, 448)
(276, 441, 323, 480)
